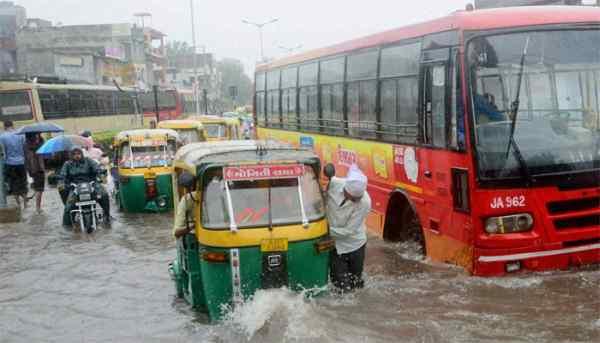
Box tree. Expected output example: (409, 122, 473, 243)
(217, 58, 253, 107)
(166, 41, 194, 66)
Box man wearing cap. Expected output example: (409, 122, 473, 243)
(327, 164, 371, 291)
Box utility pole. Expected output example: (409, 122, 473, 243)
(242, 18, 279, 62)
(190, 0, 201, 116)
(153, 85, 160, 124)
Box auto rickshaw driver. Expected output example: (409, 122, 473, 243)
(173, 171, 198, 239)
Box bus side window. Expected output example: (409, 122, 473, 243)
(423, 64, 447, 148)
(450, 50, 466, 150)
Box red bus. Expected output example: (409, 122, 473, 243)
(254, 6, 600, 276)
(140, 88, 181, 121)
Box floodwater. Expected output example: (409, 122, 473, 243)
(1, 190, 598, 343)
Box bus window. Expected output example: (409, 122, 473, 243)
(0, 91, 33, 121)
(266, 90, 280, 128)
(299, 86, 317, 131)
(347, 50, 378, 138)
(299, 63, 318, 131)
(321, 84, 344, 135)
(281, 88, 297, 130)
(423, 64, 447, 147)
(281, 67, 298, 130)
(267, 69, 281, 127)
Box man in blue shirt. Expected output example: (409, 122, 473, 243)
(474, 93, 505, 122)
(0, 120, 28, 208)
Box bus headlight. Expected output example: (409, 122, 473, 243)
(485, 213, 533, 234)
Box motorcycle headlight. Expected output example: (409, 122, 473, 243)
(485, 213, 533, 234)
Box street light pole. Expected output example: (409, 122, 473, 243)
(190, 0, 201, 116)
(242, 18, 279, 62)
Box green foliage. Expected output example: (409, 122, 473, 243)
(93, 130, 119, 153)
(218, 58, 253, 106)
(166, 41, 195, 61)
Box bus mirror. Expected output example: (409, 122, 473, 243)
(323, 164, 336, 180)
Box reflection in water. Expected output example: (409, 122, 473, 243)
(0, 191, 598, 342)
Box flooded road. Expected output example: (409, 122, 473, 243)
(1, 190, 598, 342)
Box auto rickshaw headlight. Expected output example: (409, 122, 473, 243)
(484, 213, 533, 234)
(157, 197, 167, 208)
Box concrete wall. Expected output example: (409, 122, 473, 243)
(17, 50, 54, 76)
(54, 54, 96, 84)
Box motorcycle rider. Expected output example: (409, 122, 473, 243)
(59, 147, 110, 226)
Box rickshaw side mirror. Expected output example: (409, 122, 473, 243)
(323, 163, 336, 180)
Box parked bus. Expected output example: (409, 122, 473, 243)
(139, 89, 180, 122)
(254, 6, 600, 276)
(0, 81, 142, 133)
(0, 81, 199, 133)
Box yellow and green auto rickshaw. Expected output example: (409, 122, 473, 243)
(169, 140, 334, 321)
(157, 119, 207, 145)
(187, 115, 242, 141)
(112, 129, 181, 213)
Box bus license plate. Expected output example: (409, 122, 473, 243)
(261, 238, 288, 252)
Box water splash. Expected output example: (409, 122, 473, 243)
(221, 288, 328, 342)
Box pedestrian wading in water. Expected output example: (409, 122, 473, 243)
(327, 164, 371, 292)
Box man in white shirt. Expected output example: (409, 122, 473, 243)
(327, 164, 371, 291)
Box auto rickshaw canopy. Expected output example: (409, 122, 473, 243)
(173, 140, 320, 176)
(113, 128, 181, 147)
(157, 119, 205, 131)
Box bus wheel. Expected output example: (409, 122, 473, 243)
(383, 193, 426, 256)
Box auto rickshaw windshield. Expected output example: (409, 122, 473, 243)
(204, 124, 227, 138)
(176, 129, 202, 144)
(119, 142, 176, 168)
(202, 166, 325, 229)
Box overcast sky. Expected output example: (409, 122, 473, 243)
(17, 0, 469, 74)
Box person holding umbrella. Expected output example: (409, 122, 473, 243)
(24, 133, 45, 213)
(17, 121, 64, 210)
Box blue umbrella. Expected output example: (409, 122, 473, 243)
(36, 135, 89, 155)
(16, 122, 64, 135)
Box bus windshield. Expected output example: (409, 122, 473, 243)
(202, 167, 325, 229)
(120, 142, 176, 168)
(468, 29, 600, 180)
(204, 123, 227, 138)
(0, 91, 33, 121)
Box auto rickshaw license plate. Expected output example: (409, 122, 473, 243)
(261, 238, 288, 252)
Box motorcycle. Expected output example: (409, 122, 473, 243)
(69, 181, 103, 234)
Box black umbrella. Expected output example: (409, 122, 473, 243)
(16, 122, 64, 135)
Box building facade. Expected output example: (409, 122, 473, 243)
(166, 52, 222, 102)
(16, 23, 167, 88)
(0, 1, 25, 75)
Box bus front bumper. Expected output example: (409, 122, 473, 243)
(473, 243, 600, 276)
